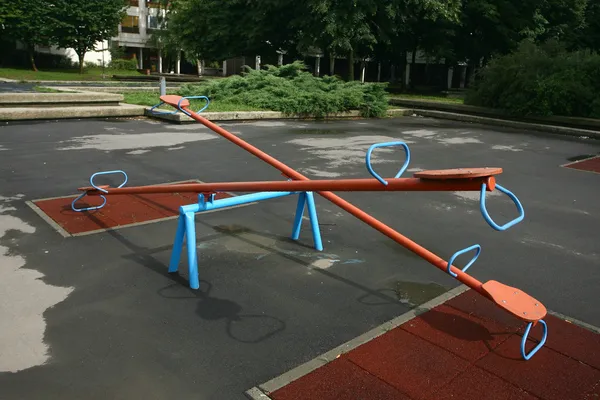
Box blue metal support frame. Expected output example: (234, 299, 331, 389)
(168, 190, 323, 289)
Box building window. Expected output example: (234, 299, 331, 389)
(147, 15, 160, 31)
(121, 15, 139, 34)
(146, 0, 162, 8)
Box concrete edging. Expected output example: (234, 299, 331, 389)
(390, 98, 600, 132)
(244, 285, 470, 400)
(412, 109, 600, 140)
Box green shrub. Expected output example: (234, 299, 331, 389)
(109, 58, 138, 70)
(179, 61, 389, 118)
(465, 40, 600, 118)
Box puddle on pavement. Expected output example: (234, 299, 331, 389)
(296, 128, 342, 135)
(393, 280, 449, 307)
(213, 224, 253, 235)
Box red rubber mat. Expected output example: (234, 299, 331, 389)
(564, 156, 600, 174)
(31, 182, 233, 235)
(270, 289, 600, 400)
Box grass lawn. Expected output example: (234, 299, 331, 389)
(0, 67, 143, 82)
(121, 91, 268, 112)
(389, 94, 465, 104)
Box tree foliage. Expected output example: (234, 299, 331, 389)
(179, 61, 389, 117)
(51, 0, 127, 73)
(0, 0, 56, 71)
(465, 40, 600, 118)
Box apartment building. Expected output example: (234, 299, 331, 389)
(111, 0, 172, 73)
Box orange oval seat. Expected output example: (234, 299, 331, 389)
(481, 280, 547, 322)
(414, 167, 503, 180)
(160, 95, 189, 108)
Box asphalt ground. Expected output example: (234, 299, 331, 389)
(0, 116, 598, 399)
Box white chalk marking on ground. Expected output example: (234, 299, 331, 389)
(287, 135, 414, 169)
(301, 168, 342, 178)
(164, 124, 209, 131)
(56, 131, 217, 152)
(521, 237, 591, 259)
(452, 190, 501, 201)
(310, 259, 340, 270)
(0, 145, 7, 151)
(0, 196, 74, 372)
(127, 149, 151, 155)
(437, 137, 482, 145)
(402, 129, 437, 138)
(407, 167, 425, 172)
(167, 146, 185, 151)
(492, 145, 523, 152)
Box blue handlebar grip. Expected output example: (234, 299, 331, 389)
(480, 183, 525, 231)
(149, 101, 179, 115)
(71, 193, 107, 212)
(90, 170, 128, 193)
(521, 320, 547, 360)
(179, 96, 210, 116)
(365, 141, 411, 185)
(447, 244, 481, 278)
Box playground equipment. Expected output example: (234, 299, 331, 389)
(73, 94, 547, 360)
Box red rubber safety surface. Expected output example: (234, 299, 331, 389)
(564, 156, 600, 173)
(33, 182, 232, 235)
(269, 289, 600, 400)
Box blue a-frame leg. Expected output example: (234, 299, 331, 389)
(168, 191, 323, 289)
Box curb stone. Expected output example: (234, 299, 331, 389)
(244, 285, 470, 400)
(412, 109, 600, 140)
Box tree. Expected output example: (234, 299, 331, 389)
(451, 0, 545, 82)
(296, 0, 379, 81)
(578, 0, 600, 51)
(0, 0, 55, 71)
(535, 0, 588, 47)
(52, 0, 128, 73)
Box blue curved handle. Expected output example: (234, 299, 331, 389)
(521, 320, 547, 360)
(480, 183, 524, 231)
(90, 170, 128, 193)
(365, 141, 411, 185)
(71, 192, 107, 212)
(447, 244, 481, 277)
(178, 96, 210, 116)
(71, 170, 128, 212)
(149, 101, 179, 115)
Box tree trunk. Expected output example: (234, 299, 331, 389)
(410, 46, 417, 89)
(329, 53, 335, 76)
(78, 50, 86, 74)
(348, 48, 354, 81)
(398, 50, 407, 90)
(28, 45, 38, 72)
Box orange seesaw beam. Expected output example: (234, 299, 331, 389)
(79, 176, 496, 196)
